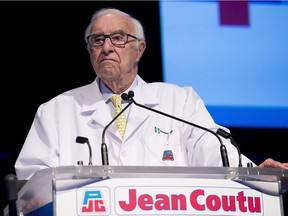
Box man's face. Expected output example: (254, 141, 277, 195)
(88, 13, 146, 89)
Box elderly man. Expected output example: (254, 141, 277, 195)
(15, 8, 288, 180)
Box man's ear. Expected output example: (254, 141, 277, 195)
(136, 40, 146, 62)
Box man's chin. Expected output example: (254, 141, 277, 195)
(97, 71, 117, 80)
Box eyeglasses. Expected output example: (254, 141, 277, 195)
(86, 32, 140, 47)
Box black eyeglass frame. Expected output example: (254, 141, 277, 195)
(86, 32, 140, 47)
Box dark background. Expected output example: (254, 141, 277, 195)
(1, 1, 287, 214)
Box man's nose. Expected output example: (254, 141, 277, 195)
(101, 37, 114, 53)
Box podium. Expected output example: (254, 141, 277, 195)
(4, 166, 288, 216)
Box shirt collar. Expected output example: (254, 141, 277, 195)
(99, 77, 138, 103)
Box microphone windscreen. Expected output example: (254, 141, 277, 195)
(121, 93, 129, 101)
(4, 174, 18, 200)
(76, 136, 88, 144)
(128, 90, 134, 98)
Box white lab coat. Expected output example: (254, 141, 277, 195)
(15, 75, 254, 179)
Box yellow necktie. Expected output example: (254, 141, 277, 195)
(110, 95, 127, 137)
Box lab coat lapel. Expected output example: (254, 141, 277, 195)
(90, 101, 125, 140)
(123, 76, 159, 140)
(124, 104, 150, 139)
(90, 101, 114, 129)
(79, 78, 118, 134)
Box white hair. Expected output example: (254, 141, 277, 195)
(84, 8, 145, 45)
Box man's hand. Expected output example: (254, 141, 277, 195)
(258, 158, 288, 169)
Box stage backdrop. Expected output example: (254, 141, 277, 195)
(160, 0, 288, 129)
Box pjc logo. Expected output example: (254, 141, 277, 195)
(162, 150, 174, 161)
(77, 188, 110, 215)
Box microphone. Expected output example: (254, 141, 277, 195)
(101, 96, 134, 165)
(3, 174, 18, 216)
(217, 128, 242, 167)
(76, 136, 93, 165)
(121, 91, 230, 167)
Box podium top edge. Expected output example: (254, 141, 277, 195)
(31, 165, 288, 182)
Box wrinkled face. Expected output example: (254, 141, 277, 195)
(88, 13, 146, 88)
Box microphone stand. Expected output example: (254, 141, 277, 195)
(101, 99, 133, 165)
(4, 174, 18, 216)
(217, 128, 242, 167)
(76, 136, 93, 165)
(122, 91, 230, 167)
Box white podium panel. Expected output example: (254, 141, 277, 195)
(13, 166, 288, 216)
